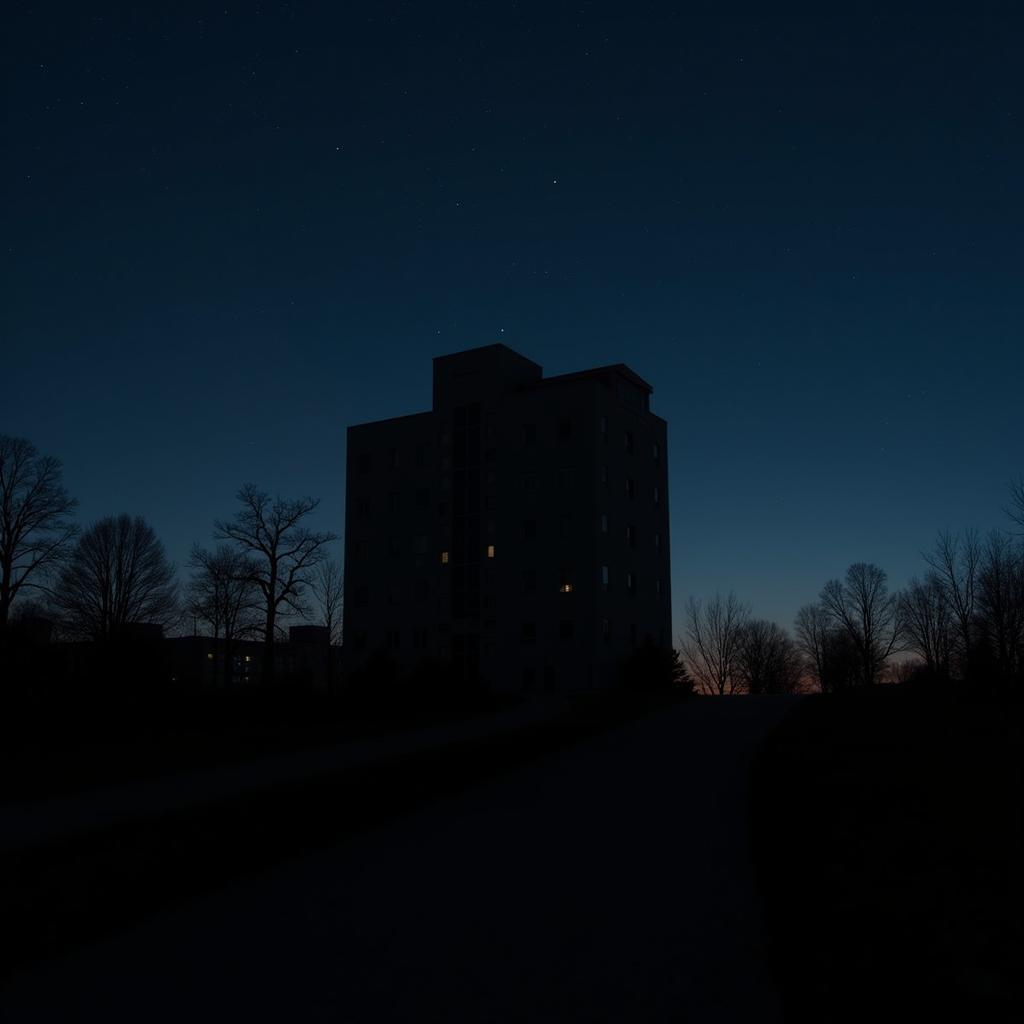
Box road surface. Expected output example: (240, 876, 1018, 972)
(2, 696, 797, 1022)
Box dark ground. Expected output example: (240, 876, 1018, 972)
(750, 687, 1023, 1023)
(1, 695, 791, 1022)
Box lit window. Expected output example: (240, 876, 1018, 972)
(601, 565, 609, 590)
(207, 652, 214, 660)
(245, 655, 252, 662)
(441, 550, 449, 564)
(487, 544, 495, 558)
(559, 583, 574, 593)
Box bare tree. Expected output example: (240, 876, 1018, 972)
(820, 563, 903, 686)
(924, 530, 980, 676)
(0, 435, 78, 629)
(737, 619, 803, 695)
(53, 515, 178, 640)
(899, 575, 952, 682)
(214, 485, 337, 683)
(309, 557, 344, 690)
(188, 544, 261, 687)
(1006, 475, 1024, 533)
(682, 592, 749, 695)
(974, 531, 1024, 690)
(794, 603, 830, 691)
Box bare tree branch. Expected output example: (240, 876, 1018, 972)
(0, 435, 78, 628)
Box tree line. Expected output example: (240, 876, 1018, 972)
(0, 435, 341, 684)
(682, 477, 1024, 696)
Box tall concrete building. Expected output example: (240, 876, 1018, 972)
(343, 345, 670, 693)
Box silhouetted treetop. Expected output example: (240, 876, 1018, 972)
(0, 435, 78, 629)
(53, 514, 177, 640)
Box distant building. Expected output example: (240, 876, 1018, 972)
(343, 344, 671, 694)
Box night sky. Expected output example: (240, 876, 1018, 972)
(5, 3, 1022, 637)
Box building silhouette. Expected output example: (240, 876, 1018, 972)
(343, 344, 670, 693)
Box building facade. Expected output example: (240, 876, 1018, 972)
(343, 345, 670, 693)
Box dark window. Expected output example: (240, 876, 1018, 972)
(654, 531, 661, 549)
(386, 628, 400, 651)
(522, 568, 537, 593)
(523, 519, 537, 541)
(624, 431, 634, 453)
(355, 540, 370, 560)
(388, 491, 400, 513)
(355, 497, 370, 519)
(652, 441, 660, 461)
(521, 621, 537, 642)
(414, 579, 429, 603)
(415, 488, 430, 510)
(626, 571, 636, 594)
(601, 565, 609, 590)
(522, 424, 537, 445)
(388, 537, 401, 557)
(654, 485, 660, 505)
(600, 415, 608, 439)
(354, 585, 369, 608)
(558, 418, 572, 439)
(389, 447, 400, 469)
(416, 444, 428, 467)
(353, 629, 368, 652)
(601, 618, 611, 642)
(630, 623, 638, 646)
(626, 477, 635, 499)
(413, 628, 428, 649)
(626, 524, 635, 547)
(357, 453, 371, 476)
(523, 667, 536, 691)
(559, 620, 574, 640)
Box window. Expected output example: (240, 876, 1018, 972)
(626, 477, 635, 499)
(559, 568, 573, 593)
(559, 620, 575, 640)
(601, 565, 609, 590)
(415, 488, 430, 510)
(385, 628, 400, 651)
(522, 568, 537, 593)
(626, 571, 636, 594)
(523, 423, 537, 445)
(652, 441, 660, 461)
(416, 444, 428, 467)
(654, 485, 660, 505)
(388, 537, 401, 557)
(630, 623, 638, 646)
(357, 453, 371, 476)
(656, 578, 662, 597)
(440, 550, 449, 564)
(599, 415, 608, 439)
(521, 621, 537, 642)
(558, 418, 572, 439)
(601, 464, 609, 485)
(413, 628, 428, 650)
(487, 544, 495, 558)
(624, 430, 634, 453)
(523, 668, 536, 691)
(389, 447, 400, 469)
(355, 497, 370, 519)
(601, 617, 611, 642)
(355, 585, 369, 608)
(523, 520, 537, 541)
(601, 513, 608, 533)
(626, 524, 635, 547)
(414, 535, 428, 554)
(559, 468, 574, 490)
(388, 491, 400, 513)
(414, 579, 429, 603)
(387, 585, 402, 606)
(355, 540, 370, 560)
(654, 531, 661, 550)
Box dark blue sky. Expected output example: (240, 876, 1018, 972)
(5, 3, 1022, 636)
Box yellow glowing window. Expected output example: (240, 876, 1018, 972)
(207, 652, 214, 660)
(559, 583, 574, 593)
(245, 655, 252, 663)
(487, 544, 495, 558)
(441, 550, 449, 564)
